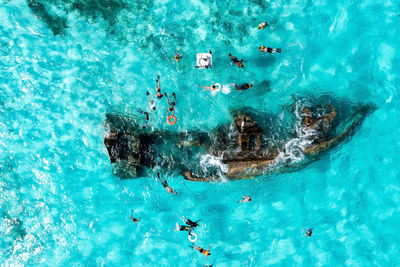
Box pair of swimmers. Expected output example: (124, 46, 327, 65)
(147, 76, 177, 122)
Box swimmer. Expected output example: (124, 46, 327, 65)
(165, 92, 176, 114)
(173, 222, 193, 233)
(228, 53, 244, 68)
(197, 84, 218, 91)
(137, 108, 150, 128)
(190, 244, 211, 258)
(182, 216, 200, 228)
(130, 210, 140, 223)
(238, 195, 251, 203)
(303, 227, 313, 237)
(232, 83, 253, 91)
(157, 172, 177, 194)
(174, 53, 182, 62)
(146, 91, 156, 111)
(259, 46, 281, 54)
(155, 75, 163, 99)
(258, 21, 268, 30)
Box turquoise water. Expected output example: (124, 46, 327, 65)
(1, 0, 400, 265)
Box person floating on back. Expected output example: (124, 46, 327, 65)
(165, 92, 176, 114)
(258, 21, 268, 30)
(232, 83, 253, 91)
(130, 210, 141, 223)
(229, 53, 244, 68)
(238, 195, 251, 203)
(157, 172, 177, 194)
(175, 53, 182, 62)
(259, 46, 281, 54)
(303, 227, 313, 237)
(182, 216, 200, 228)
(155, 75, 163, 99)
(146, 91, 156, 111)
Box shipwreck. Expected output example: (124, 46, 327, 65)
(104, 95, 375, 181)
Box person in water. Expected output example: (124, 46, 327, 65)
(259, 46, 281, 54)
(157, 172, 177, 194)
(229, 53, 244, 68)
(146, 91, 156, 111)
(174, 53, 182, 62)
(190, 244, 211, 258)
(173, 222, 193, 233)
(258, 21, 268, 30)
(136, 108, 150, 128)
(197, 84, 218, 91)
(130, 210, 140, 223)
(303, 228, 313, 237)
(182, 216, 200, 228)
(165, 92, 176, 114)
(238, 195, 251, 203)
(155, 75, 163, 99)
(232, 83, 253, 91)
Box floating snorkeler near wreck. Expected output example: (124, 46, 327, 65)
(104, 95, 375, 181)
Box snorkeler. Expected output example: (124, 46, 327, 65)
(303, 228, 313, 237)
(238, 195, 251, 203)
(174, 53, 182, 62)
(259, 46, 281, 53)
(182, 216, 200, 228)
(156, 172, 177, 194)
(228, 53, 244, 68)
(190, 244, 211, 258)
(173, 222, 193, 233)
(137, 108, 150, 128)
(232, 83, 253, 91)
(130, 210, 141, 223)
(258, 21, 268, 30)
(146, 91, 156, 111)
(155, 75, 163, 99)
(165, 92, 176, 114)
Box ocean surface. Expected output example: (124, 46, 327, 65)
(1, 0, 400, 266)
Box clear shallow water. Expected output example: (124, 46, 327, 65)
(1, 0, 400, 265)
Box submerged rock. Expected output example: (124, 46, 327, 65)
(104, 96, 375, 181)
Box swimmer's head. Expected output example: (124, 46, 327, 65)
(259, 46, 265, 51)
(249, 84, 253, 88)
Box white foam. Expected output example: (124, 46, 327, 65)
(221, 84, 231, 94)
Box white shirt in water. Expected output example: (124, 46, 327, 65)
(150, 101, 156, 110)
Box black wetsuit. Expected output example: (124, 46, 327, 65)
(184, 218, 200, 228)
(229, 53, 242, 63)
(266, 47, 281, 53)
(235, 83, 252, 91)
